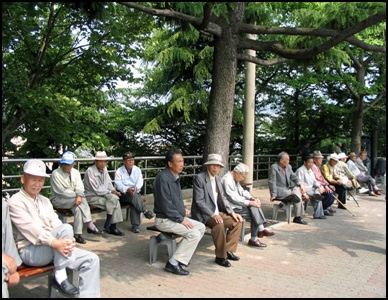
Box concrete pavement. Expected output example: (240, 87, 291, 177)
(9, 186, 386, 298)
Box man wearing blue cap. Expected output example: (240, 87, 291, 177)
(50, 151, 101, 244)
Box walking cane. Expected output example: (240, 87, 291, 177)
(348, 181, 360, 207)
(328, 186, 355, 216)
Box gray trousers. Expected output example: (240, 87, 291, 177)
(19, 223, 100, 298)
(2, 198, 22, 298)
(155, 217, 206, 266)
(86, 194, 123, 224)
(51, 197, 92, 235)
(305, 187, 324, 218)
(119, 192, 147, 226)
(233, 206, 266, 238)
(356, 174, 377, 192)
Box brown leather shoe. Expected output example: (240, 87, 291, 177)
(248, 239, 267, 248)
(375, 190, 382, 195)
(257, 229, 275, 238)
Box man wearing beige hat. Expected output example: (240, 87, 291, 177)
(8, 159, 100, 297)
(84, 151, 124, 236)
(191, 153, 244, 268)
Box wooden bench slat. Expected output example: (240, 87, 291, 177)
(17, 264, 55, 279)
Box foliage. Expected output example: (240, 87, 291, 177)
(2, 2, 154, 157)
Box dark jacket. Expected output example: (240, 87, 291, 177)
(153, 167, 185, 223)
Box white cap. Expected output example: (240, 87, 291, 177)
(23, 159, 50, 177)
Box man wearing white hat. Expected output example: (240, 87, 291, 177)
(221, 162, 273, 248)
(84, 151, 124, 236)
(50, 151, 101, 244)
(320, 153, 349, 209)
(191, 153, 244, 268)
(336, 152, 360, 193)
(8, 159, 100, 297)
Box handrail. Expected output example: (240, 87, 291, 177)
(2, 154, 302, 196)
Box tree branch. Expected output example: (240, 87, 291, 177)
(237, 53, 289, 66)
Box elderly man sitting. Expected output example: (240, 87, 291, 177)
(347, 152, 381, 196)
(221, 163, 274, 248)
(320, 153, 351, 209)
(84, 151, 125, 236)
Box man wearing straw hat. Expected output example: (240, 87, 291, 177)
(191, 153, 244, 268)
(84, 151, 125, 236)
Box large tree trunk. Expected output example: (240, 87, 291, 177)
(349, 63, 366, 154)
(350, 98, 363, 154)
(203, 3, 245, 174)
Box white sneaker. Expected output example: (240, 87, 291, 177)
(358, 187, 369, 194)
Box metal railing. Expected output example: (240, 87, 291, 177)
(2, 154, 302, 197)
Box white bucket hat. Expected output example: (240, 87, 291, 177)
(23, 159, 50, 177)
(203, 154, 224, 168)
(337, 152, 347, 160)
(328, 153, 339, 162)
(94, 151, 109, 160)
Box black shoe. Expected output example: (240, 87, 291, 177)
(327, 207, 337, 213)
(108, 227, 125, 236)
(144, 210, 155, 219)
(164, 261, 189, 275)
(74, 235, 86, 244)
(284, 194, 300, 203)
(227, 251, 240, 261)
(293, 217, 308, 225)
(323, 210, 334, 216)
(52, 276, 80, 297)
(312, 194, 324, 201)
(87, 227, 102, 234)
(215, 257, 231, 267)
(132, 225, 140, 233)
(313, 215, 327, 219)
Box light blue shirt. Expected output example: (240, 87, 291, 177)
(114, 165, 143, 194)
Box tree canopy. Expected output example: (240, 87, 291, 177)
(2, 2, 386, 169)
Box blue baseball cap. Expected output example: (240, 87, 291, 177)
(60, 151, 76, 164)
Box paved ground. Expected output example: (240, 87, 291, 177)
(9, 187, 386, 298)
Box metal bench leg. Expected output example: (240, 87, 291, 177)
(272, 203, 292, 223)
(149, 236, 158, 265)
(239, 219, 246, 242)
